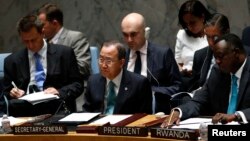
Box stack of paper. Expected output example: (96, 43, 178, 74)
(89, 115, 132, 125)
(19, 92, 59, 105)
(58, 113, 101, 124)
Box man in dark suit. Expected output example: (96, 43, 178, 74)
(161, 33, 250, 127)
(2, 15, 83, 117)
(38, 3, 90, 78)
(121, 12, 182, 114)
(82, 40, 152, 114)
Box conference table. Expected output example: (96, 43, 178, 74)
(0, 132, 187, 141)
(0, 115, 190, 141)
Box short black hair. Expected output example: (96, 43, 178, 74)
(17, 14, 44, 34)
(101, 40, 126, 60)
(38, 3, 63, 25)
(205, 13, 230, 35)
(178, 0, 211, 37)
(214, 33, 245, 52)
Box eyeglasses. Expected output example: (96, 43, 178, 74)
(99, 57, 119, 66)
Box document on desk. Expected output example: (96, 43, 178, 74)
(89, 115, 132, 125)
(19, 91, 59, 105)
(0, 116, 27, 127)
(59, 113, 100, 123)
(171, 117, 239, 129)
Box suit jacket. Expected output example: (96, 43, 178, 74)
(3, 44, 84, 116)
(179, 57, 250, 121)
(189, 46, 212, 91)
(125, 42, 182, 113)
(57, 28, 91, 79)
(82, 70, 152, 114)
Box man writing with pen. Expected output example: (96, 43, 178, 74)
(161, 33, 250, 128)
(1, 14, 83, 117)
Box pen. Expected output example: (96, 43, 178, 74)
(167, 109, 174, 129)
(11, 81, 19, 91)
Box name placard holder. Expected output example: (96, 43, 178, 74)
(98, 126, 148, 137)
(150, 128, 199, 140)
(13, 125, 68, 135)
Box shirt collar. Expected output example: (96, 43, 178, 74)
(51, 27, 64, 44)
(232, 58, 247, 79)
(28, 39, 47, 58)
(106, 69, 123, 88)
(131, 40, 148, 55)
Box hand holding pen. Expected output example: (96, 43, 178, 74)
(161, 109, 181, 128)
(10, 81, 25, 98)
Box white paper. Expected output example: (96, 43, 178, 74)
(0, 116, 27, 127)
(59, 113, 100, 122)
(19, 91, 59, 105)
(171, 118, 239, 129)
(89, 115, 131, 125)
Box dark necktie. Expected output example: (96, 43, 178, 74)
(134, 51, 141, 74)
(227, 74, 238, 114)
(34, 53, 46, 91)
(105, 81, 116, 114)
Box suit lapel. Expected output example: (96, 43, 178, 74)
(46, 44, 57, 74)
(57, 28, 67, 44)
(18, 49, 30, 83)
(114, 70, 131, 113)
(124, 49, 130, 69)
(237, 57, 250, 107)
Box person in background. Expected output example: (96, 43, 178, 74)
(190, 13, 230, 92)
(82, 40, 152, 114)
(2, 15, 83, 117)
(161, 33, 250, 128)
(175, 0, 211, 91)
(121, 12, 182, 114)
(38, 3, 91, 79)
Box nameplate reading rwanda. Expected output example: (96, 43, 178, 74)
(13, 125, 67, 134)
(98, 126, 148, 137)
(150, 128, 199, 140)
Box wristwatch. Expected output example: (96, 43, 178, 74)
(234, 112, 242, 122)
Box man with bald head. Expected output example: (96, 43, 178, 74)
(121, 13, 182, 114)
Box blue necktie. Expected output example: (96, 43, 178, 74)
(134, 51, 141, 74)
(34, 53, 45, 91)
(227, 74, 238, 114)
(105, 81, 116, 114)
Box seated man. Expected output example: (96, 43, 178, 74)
(82, 40, 152, 114)
(161, 33, 250, 127)
(2, 14, 83, 117)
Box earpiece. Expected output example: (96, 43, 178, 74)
(145, 27, 150, 40)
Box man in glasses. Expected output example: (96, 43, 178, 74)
(82, 40, 152, 114)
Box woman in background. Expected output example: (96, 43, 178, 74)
(175, 0, 211, 91)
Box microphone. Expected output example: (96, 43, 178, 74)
(53, 91, 71, 116)
(26, 114, 52, 124)
(147, 67, 159, 87)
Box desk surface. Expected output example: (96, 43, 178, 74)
(0, 115, 188, 141)
(0, 132, 186, 141)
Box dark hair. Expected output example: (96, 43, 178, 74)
(178, 0, 211, 37)
(205, 13, 230, 35)
(38, 3, 63, 25)
(17, 14, 44, 34)
(214, 33, 245, 52)
(101, 40, 126, 60)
